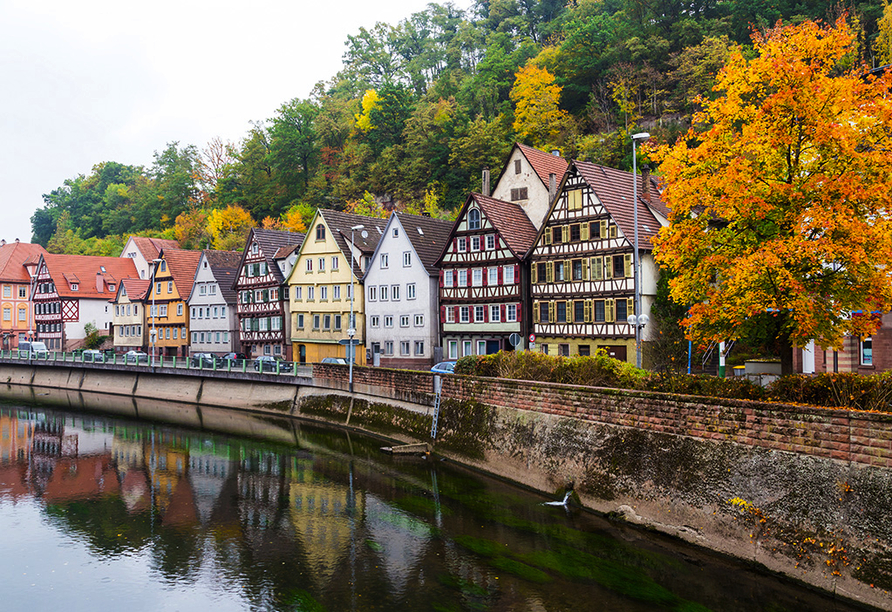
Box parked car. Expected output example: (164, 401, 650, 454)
(221, 352, 247, 367)
(18, 341, 48, 359)
(431, 361, 457, 374)
(321, 357, 349, 365)
(81, 349, 105, 363)
(253, 355, 293, 373)
(191, 353, 221, 368)
(123, 350, 149, 364)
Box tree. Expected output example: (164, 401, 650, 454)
(875, 1, 892, 66)
(510, 62, 572, 149)
(651, 18, 892, 375)
(207, 205, 256, 251)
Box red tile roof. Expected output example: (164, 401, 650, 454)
(120, 278, 150, 301)
(517, 143, 569, 187)
(127, 236, 179, 261)
(0, 241, 47, 283)
(42, 253, 139, 298)
(158, 249, 202, 300)
(472, 193, 539, 257)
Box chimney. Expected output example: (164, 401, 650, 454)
(482, 167, 490, 197)
(97, 272, 104, 293)
(548, 173, 557, 202)
(641, 165, 651, 202)
(14, 238, 19, 243)
(0, 240, 5, 246)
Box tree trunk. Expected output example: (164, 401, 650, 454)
(778, 327, 794, 377)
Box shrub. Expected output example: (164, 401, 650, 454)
(767, 372, 892, 411)
(455, 350, 646, 388)
(641, 373, 765, 401)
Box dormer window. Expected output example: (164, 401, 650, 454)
(108, 284, 115, 292)
(468, 208, 481, 230)
(71, 283, 79, 291)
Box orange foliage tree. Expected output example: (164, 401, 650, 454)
(651, 18, 892, 375)
(510, 62, 571, 150)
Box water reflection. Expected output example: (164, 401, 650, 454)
(0, 404, 873, 612)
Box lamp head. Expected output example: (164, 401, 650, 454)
(632, 132, 650, 141)
(351, 224, 365, 231)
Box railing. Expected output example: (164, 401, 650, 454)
(0, 350, 311, 377)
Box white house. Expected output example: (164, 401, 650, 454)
(188, 250, 243, 355)
(120, 236, 180, 279)
(364, 212, 454, 369)
(490, 143, 568, 230)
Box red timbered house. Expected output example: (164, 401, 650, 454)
(33, 253, 139, 351)
(436, 193, 538, 360)
(234, 228, 305, 360)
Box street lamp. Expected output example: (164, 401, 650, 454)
(348, 224, 364, 393)
(150, 258, 162, 367)
(631, 132, 650, 369)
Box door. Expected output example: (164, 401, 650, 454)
(486, 339, 500, 355)
(599, 345, 628, 362)
(298, 344, 306, 364)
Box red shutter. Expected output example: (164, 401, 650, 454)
(453, 306, 459, 321)
(484, 306, 489, 322)
(440, 306, 446, 323)
(439, 269, 444, 287)
(453, 271, 457, 287)
(482, 268, 488, 286)
(452, 238, 457, 252)
(516, 301, 522, 322)
(498, 266, 503, 285)
(514, 264, 519, 283)
(500, 304, 506, 320)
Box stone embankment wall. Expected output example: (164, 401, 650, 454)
(3, 360, 892, 610)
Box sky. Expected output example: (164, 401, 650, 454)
(0, 0, 471, 245)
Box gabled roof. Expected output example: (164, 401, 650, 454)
(158, 249, 202, 300)
(41, 253, 139, 299)
(573, 160, 665, 249)
(200, 249, 243, 304)
(117, 279, 150, 302)
(492, 143, 568, 194)
(125, 236, 179, 261)
(0, 241, 47, 283)
(393, 213, 454, 274)
(243, 228, 306, 285)
(437, 193, 538, 264)
(317, 209, 388, 278)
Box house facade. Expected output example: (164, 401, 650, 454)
(112, 279, 150, 352)
(188, 250, 242, 355)
(490, 143, 567, 229)
(437, 193, 537, 360)
(234, 228, 304, 360)
(364, 212, 453, 368)
(0, 240, 46, 350)
(145, 249, 201, 358)
(529, 160, 668, 361)
(120, 236, 180, 280)
(287, 210, 386, 365)
(33, 253, 139, 351)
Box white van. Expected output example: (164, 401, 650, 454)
(18, 341, 48, 359)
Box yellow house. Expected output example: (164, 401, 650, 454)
(146, 249, 201, 358)
(287, 210, 386, 365)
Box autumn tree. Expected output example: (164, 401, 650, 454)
(651, 18, 892, 375)
(207, 205, 256, 251)
(875, 1, 892, 66)
(510, 61, 571, 149)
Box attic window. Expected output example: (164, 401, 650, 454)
(393, 228, 399, 238)
(510, 187, 528, 201)
(514, 159, 521, 174)
(417, 227, 424, 235)
(251, 243, 259, 254)
(468, 208, 481, 230)
(108, 284, 115, 292)
(100, 266, 107, 273)
(376, 227, 382, 234)
(71, 283, 79, 291)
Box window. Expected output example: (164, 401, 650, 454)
(116, 305, 120, 316)
(393, 227, 399, 238)
(445, 307, 455, 323)
(539, 302, 550, 323)
(594, 300, 606, 322)
(334, 315, 342, 330)
(414, 341, 424, 356)
(414, 314, 424, 326)
(477, 340, 487, 355)
(368, 286, 377, 301)
(381, 253, 389, 268)
(506, 304, 517, 322)
(862, 337, 873, 366)
(176, 303, 183, 316)
(165, 328, 171, 339)
(384, 316, 393, 328)
(370, 315, 380, 327)
(323, 314, 331, 330)
(590, 220, 602, 239)
(514, 159, 521, 174)
(574, 300, 586, 322)
(555, 261, 566, 282)
(556, 301, 567, 323)
(2, 308, 9, 321)
(567, 189, 583, 211)
(306, 259, 313, 272)
(333, 285, 341, 300)
(448, 341, 458, 359)
(18, 286, 26, 299)
(616, 298, 628, 322)
(297, 313, 305, 329)
(578, 345, 591, 356)
(308, 286, 315, 300)
(400, 315, 410, 327)
(472, 269, 483, 287)
(403, 251, 412, 267)
(384, 341, 394, 355)
(444, 270, 453, 286)
(488, 267, 498, 285)
(510, 187, 528, 201)
(108, 284, 115, 292)
(316, 224, 325, 240)
(295, 286, 303, 300)
(471, 236, 480, 251)
(460, 306, 470, 323)
(210, 285, 216, 295)
(486, 234, 495, 250)
(490, 305, 500, 322)
(572, 259, 584, 281)
(540, 344, 549, 354)
(400, 341, 410, 355)
(458, 270, 468, 287)
(504, 265, 515, 285)
(570, 224, 581, 242)
(407, 283, 416, 299)
(71, 283, 79, 291)
(468, 208, 481, 230)
(332, 256, 339, 270)
(321, 286, 328, 301)
(18, 308, 26, 322)
(457, 237, 466, 252)
(313, 315, 321, 330)
(380, 285, 389, 301)
(200, 285, 207, 295)
(552, 226, 563, 244)
(167, 281, 173, 293)
(319, 257, 325, 271)
(391, 285, 400, 300)
(613, 255, 626, 278)
(160, 305, 168, 316)
(463, 340, 473, 356)
(475, 305, 486, 322)
(559, 344, 570, 357)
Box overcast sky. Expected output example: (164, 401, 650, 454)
(0, 0, 470, 245)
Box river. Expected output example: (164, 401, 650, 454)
(0, 393, 875, 611)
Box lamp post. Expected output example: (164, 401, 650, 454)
(631, 132, 650, 369)
(348, 224, 364, 394)
(150, 258, 161, 367)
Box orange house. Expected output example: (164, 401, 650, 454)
(146, 249, 201, 358)
(0, 240, 46, 350)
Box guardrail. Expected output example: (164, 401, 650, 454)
(0, 350, 309, 377)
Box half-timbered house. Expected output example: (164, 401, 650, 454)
(364, 212, 453, 369)
(234, 228, 305, 360)
(528, 160, 668, 361)
(287, 210, 386, 365)
(33, 253, 139, 351)
(437, 193, 538, 360)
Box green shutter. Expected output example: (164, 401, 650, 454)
(604, 256, 613, 280)
(606, 299, 615, 323)
(624, 253, 633, 278)
(581, 223, 589, 241)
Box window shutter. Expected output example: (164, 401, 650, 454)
(439, 270, 444, 287)
(549, 301, 555, 323)
(440, 306, 446, 323)
(580, 223, 589, 241)
(584, 299, 592, 323)
(624, 253, 633, 278)
(592, 257, 602, 281)
(582, 259, 589, 281)
(514, 264, 519, 283)
(500, 304, 506, 321)
(606, 298, 615, 322)
(600, 220, 608, 238)
(498, 266, 503, 285)
(452, 238, 457, 252)
(484, 306, 489, 322)
(562, 226, 569, 243)
(544, 230, 552, 246)
(453, 306, 459, 321)
(482, 268, 488, 286)
(546, 262, 554, 284)
(604, 256, 613, 279)
(516, 301, 522, 322)
(532, 264, 537, 284)
(533, 301, 540, 323)
(628, 297, 635, 316)
(453, 271, 457, 287)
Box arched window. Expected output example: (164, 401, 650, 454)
(316, 224, 326, 240)
(468, 208, 481, 230)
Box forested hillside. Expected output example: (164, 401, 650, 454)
(31, 0, 886, 253)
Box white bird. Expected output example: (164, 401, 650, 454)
(543, 491, 572, 507)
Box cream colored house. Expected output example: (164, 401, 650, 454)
(112, 279, 150, 352)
